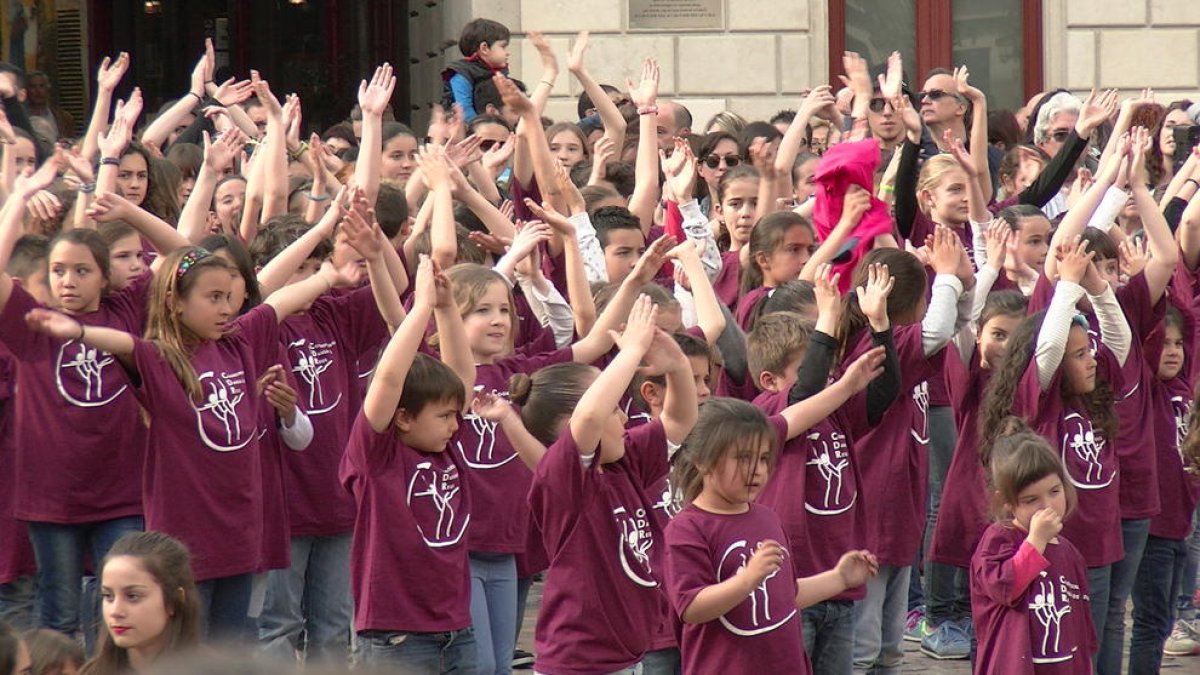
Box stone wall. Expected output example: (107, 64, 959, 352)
(408, 0, 829, 130)
(407, 0, 1200, 130)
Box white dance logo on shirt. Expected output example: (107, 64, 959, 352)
(1060, 412, 1114, 490)
(1172, 396, 1190, 461)
(910, 381, 930, 446)
(1028, 570, 1081, 664)
(805, 430, 856, 516)
(193, 370, 251, 452)
(55, 341, 127, 407)
(289, 338, 342, 415)
(612, 505, 657, 588)
(716, 539, 797, 636)
(407, 462, 469, 548)
(458, 387, 518, 469)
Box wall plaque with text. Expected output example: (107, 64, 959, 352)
(629, 0, 724, 31)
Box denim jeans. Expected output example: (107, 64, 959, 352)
(1180, 503, 1200, 621)
(515, 574, 534, 644)
(910, 405, 955, 614)
(1086, 564, 1113, 667)
(258, 533, 353, 662)
(196, 572, 255, 643)
(0, 575, 35, 630)
(803, 599, 855, 675)
(1096, 518, 1150, 675)
(26, 516, 143, 636)
(359, 627, 478, 675)
(1130, 535, 1187, 674)
(853, 564, 910, 674)
(469, 552, 517, 675)
(640, 647, 680, 675)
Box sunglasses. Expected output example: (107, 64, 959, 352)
(479, 139, 503, 152)
(704, 154, 742, 169)
(869, 98, 892, 113)
(917, 89, 956, 102)
(1048, 129, 1072, 143)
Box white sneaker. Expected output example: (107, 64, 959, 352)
(1164, 619, 1200, 656)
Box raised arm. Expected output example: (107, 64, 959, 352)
(775, 85, 835, 180)
(473, 392, 547, 469)
(626, 59, 663, 233)
(0, 157, 64, 310)
(1036, 238, 1091, 389)
(178, 130, 243, 243)
(779, 346, 884, 439)
(352, 63, 396, 208)
(263, 259, 361, 323)
(570, 296, 657, 454)
(82, 53, 130, 162)
(87, 192, 191, 256)
(527, 31, 560, 116)
(953, 66, 992, 202)
(567, 31, 627, 151)
(25, 310, 136, 365)
(497, 73, 566, 214)
(944, 130, 992, 225)
(254, 79, 288, 228)
(415, 145, 457, 269)
(140, 43, 209, 150)
(1045, 133, 1130, 281)
(363, 256, 435, 432)
(1127, 127, 1178, 303)
(256, 187, 343, 296)
(527, 197, 598, 335)
(644, 328, 699, 444)
(668, 240, 724, 344)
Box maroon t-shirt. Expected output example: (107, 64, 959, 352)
(930, 349, 993, 569)
(339, 410, 473, 633)
(0, 349, 35, 584)
(842, 324, 942, 566)
(1014, 348, 1124, 567)
(130, 304, 280, 581)
(754, 393, 868, 601)
(254, 344, 303, 572)
(714, 250, 743, 309)
(734, 286, 769, 332)
(280, 287, 388, 537)
(530, 421, 670, 675)
(461, 347, 573, 553)
(665, 503, 811, 675)
(971, 524, 1095, 674)
(0, 279, 150, 524)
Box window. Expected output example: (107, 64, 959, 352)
(830, 0, 1042, 111)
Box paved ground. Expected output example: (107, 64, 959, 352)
(515, 580, 1199, 672)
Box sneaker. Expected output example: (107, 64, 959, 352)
(1164, 619, 1200, 657)
(920, 620, 971, 660)
(512, 648, 535, 669)
(903, 607, 928, 642)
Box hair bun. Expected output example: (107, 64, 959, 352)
(997, 415, 1032, 438)
(508, 373, 533, 405)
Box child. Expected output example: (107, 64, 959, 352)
(441, 18, 511, 122)
(22, 629, 83, 675)
(979, 235, 1131, 658)
(1130, 302, 1200, 670)
(509, 296, 697, 674)
(664, 398, 880, 675)
(750, 263, 900, 675)
(734, 212, 816, 331)
(337, 256, 477, 673)
(710, 166, 760, 308)
(0, 158, 151, 639)
(82, 531, 202, 675)
(995, 205, 1051, 296)
(971, 418, 1094, 674)
(24, 247, 358, 639)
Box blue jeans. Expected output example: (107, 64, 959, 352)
(803, 599, 855, 675)
(26, 516, 143, 636)
(1086, 564, 1113, 666)
(196, 572, 255, 642)
(853, 564, 910, 674)
(359, 627, 478, 674)
(258, 533, 353, 662)
(0, 575, 35, 630)
(469, 553, 517, 675)
(1180, 503, 1200, 620)
(1096, 517, 1150, 675)
(1130, 535, 1188, 674)
(640, 647, 680, 675)
(910, 405, 954, 614)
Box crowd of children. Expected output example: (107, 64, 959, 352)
(0, 13, 1199, 675)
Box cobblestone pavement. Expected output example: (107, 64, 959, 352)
(516, 581, 1198, 672)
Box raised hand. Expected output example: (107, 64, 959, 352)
(416, 144, 452, 190)
(447, 135, 484, 169)
(930, 225, 963, 275)
(855, 263, 893, 330)
(340, 206, 385, 263)
(749, 137, 778, 180)
(660, 137, 697, 202)
(319, 259, 364, 290)
(983, 219, 1011, 271)
(528, 31, 558, 75)
(609, 295, 660, 356)
(14, 150, 66, 198)
(1056, 236, 1093, 284)
(814, 263, 843, 324)
(631, 234, 677, 284)
(838, 51, 872, 98)
(626, 58, 660, 108)
(493, 73, 533, 116)
(944, 129, 976, 176)
(190, 41, 213, 98)
(358, 63, 396, 118)
(251, 75, 284, 120)
(472, 390, 515, 422)
(1119, 237, 1148, 279)
(202, 129, 244, 174)
(482, 134, 516, 174)
(86, 191, 136, 223)
(798, 85, 836, 121)
(96, 52, 130, 92)
(509, 220, 554, 264)
(639, 328, 689, 377)
(1076, 88, 1119, 137)
(567, 31, 590, 73)
(524, 198, 574, 235)
(1128, 125, 1151, 189)
(877, 51, 903, 101)
(120, 88, 144, 129)
(24, 308, 83, 341)
(952, 65, 983, 104)
(211, 76, 254, 107)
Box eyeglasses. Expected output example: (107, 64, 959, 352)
(479, 139, 502, 152)
(704, 155, 742, 169)
(917, 89, 955, 102)
(869, 98, 892, 113)
(1048, 129, 1072, 143)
